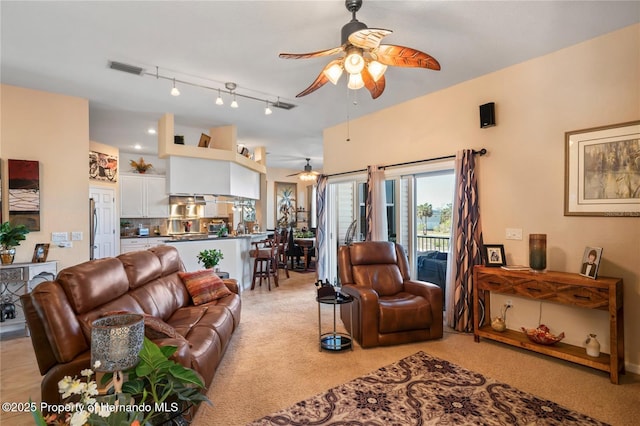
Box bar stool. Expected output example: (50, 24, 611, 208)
(250, 238, 278, 291)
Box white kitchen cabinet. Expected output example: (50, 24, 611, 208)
(120, 174, 168, 218)
(120, 237, 167, 254)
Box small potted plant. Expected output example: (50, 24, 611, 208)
(197, 249, 224, 269)
(129, 157, 153, 174)
(0, 221, 30, 264)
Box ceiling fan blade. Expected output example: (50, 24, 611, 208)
(286, 171, 302, 177)
(294, 59, 342, 97)
(361, 67, 385, 99)
(348, 28, 393, 49)
(372, 45, 441, 70)
(279, 46, 343, 59)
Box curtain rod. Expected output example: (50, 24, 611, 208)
(325, 148, 487, 178)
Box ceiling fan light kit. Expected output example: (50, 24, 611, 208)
(288, 158, 319, 181)
(279, 0, 440, 99)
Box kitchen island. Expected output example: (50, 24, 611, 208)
(166, 233, 269, 291)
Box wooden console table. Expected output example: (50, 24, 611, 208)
(473, 266, 624, 384)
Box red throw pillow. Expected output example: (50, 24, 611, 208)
(179, 270, 232, 306)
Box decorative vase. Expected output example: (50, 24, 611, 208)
(0, 248, 16, 265)
(529, 234, 547, 271)
(585, 334, 601, 357)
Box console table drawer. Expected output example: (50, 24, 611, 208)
(555, 285, 608, 309)
(512, 279, 557, 299)
(476, 273, 515, 293)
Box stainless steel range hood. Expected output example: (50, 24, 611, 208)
(169, 195, 206, 206)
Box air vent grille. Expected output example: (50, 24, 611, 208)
(109, 61, 145, 76)
(272, 100, 296, 110)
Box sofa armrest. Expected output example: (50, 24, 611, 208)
(222, 278, 239, 295)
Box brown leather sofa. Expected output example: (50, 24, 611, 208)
(22, 245, 241, 406)
(338, 241, 443, 348)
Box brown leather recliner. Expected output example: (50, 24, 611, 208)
(338, 241, 443, 348)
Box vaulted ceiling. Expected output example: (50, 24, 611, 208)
(2, 1, 638, 170)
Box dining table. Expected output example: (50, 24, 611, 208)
(294, 237, 316, 271)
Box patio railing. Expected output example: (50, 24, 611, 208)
(417, 235, 450, 252)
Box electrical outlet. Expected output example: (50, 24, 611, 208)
(57, 241, 73, 248)
(506, 299, 513, 307)
(505, 228, 523, 240)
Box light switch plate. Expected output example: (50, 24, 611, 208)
(71, 231, 83, 241)
(51, 232, 68, 243)
(506, 228, 523, 240)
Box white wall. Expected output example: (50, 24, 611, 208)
(324, 24, 640, 372)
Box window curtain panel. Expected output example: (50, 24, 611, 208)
(365, 165, 388, 242)
(315, 174, 328, 280)
(446, 150, 484, 333)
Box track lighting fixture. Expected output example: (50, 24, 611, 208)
(170, 78, 180, 96)
(109, 61, 296, 115)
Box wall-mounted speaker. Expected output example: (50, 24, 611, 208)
(479, 102, 496, 128)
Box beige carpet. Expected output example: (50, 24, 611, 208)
(193, 271, 640, 426)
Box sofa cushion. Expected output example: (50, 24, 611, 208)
(118, 250, 163, 290)
(179, 270, 232, 305)
(57, 257, 130, 314)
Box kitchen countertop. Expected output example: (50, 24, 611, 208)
(122, 233, 271, 242)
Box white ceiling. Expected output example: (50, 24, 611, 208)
(2, 1, 639, 171)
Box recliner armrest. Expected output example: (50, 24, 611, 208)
(404, 280, 443, 312)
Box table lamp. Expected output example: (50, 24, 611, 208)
(91, 313, 144, 393)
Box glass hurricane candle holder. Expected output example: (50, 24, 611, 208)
(529, 234, 547, 271)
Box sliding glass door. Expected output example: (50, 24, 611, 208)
(324, 161, 454, 293)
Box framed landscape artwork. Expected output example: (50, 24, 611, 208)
(565, 121, 640, 216)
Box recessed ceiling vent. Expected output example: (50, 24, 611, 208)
(272, 100, 296, 110)
(108, 61, 145, 76)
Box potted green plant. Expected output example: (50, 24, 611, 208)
(0, 221, 30, 264)
(31, 338, 210, 425)
(197, 249, 224, 269)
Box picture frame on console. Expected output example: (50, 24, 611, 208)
(483, 244, 506, 267)
(32, 243, 49, 263)
(579, 246, 603, 279)
(564, 120, 640, 217)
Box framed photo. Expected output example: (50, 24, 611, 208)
(579, 246, 603, 279)
(32, 243, 50, 263)
(483, 244, 506, 267)
(198, 133, 211, 148)
(565, 120, 640, 216)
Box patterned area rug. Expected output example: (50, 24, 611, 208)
(248, 351, 608, 425)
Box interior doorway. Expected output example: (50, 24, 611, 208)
(89, 186, 117, 259)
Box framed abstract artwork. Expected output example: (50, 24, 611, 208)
(565, 121, 640, 216)
(8, 159, 40, 231)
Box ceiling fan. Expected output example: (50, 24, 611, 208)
(287, 158, 320, 181)
(279, 0, 440, 99)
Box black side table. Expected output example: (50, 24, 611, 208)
(316, 289, 354, 352)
